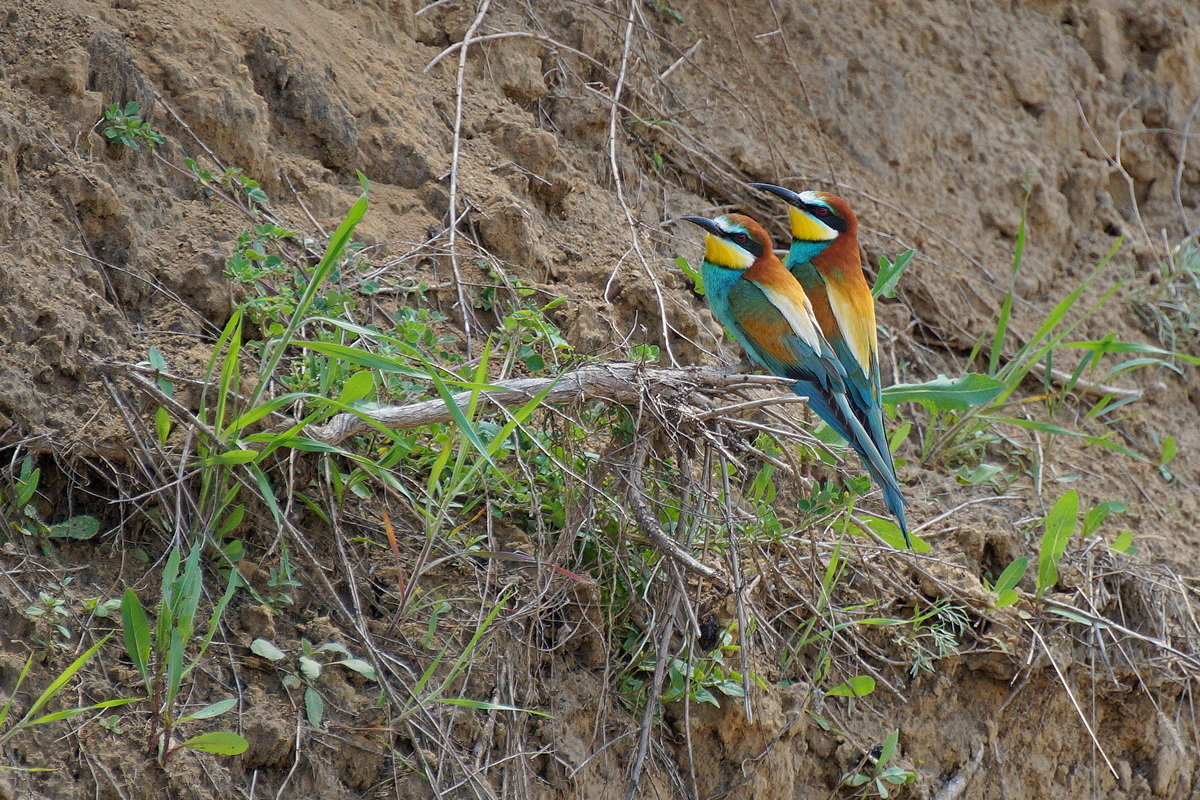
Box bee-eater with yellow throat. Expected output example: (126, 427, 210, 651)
(680, 212, 908, 546)
(748, 185, 909, 544)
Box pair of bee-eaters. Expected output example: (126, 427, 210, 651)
(682, 185, 911, 547)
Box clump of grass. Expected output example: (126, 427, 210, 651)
(896, 210, 1198, 479)
(1132, 237, 1200, 357)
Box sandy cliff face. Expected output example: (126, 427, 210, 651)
(0, 0, 1197, 797)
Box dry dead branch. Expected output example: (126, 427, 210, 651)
(304, 362, 794, 444)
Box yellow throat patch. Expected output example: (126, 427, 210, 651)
(787, 206, 838, 243)
(704, 233, 755, 269)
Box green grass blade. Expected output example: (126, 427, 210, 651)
(435, 698, 553, 717)
(421, 350, 496, 473)
(18, 633, 112, 726)
(0, 654, 35, 729)
(988, 416, 1146, 461)
(249, 182, 369, 409)
(28, 697, 140, 726)
(989, 197, 1027, 375)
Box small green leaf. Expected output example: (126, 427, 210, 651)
(1160, 436, 1178, 465)
(250, 638, 286, 661)
(1037, 491, 1078, 596)
(334, 658, 378, 681)
(675, 256, 705, 295)
(217, 506, 246, 538)
(120, 591, 151, 688)
(154, 407, 172, 446)
(992, 556, 1028, 596)
(180, 698, 237, 722)
(338, 370, 375, 404)
(850, 515, 932, 553)
(878, 728, 900, 767)
(316, 642, 350, 657)
(1110, 530, 1135, 555)
(1081, 501, 1126, 538)
(304, 687, 324, 727)
(298, 656, 321, 682)
(883, 373, 1005, 411)
(205, 449, 259, 465)
(957, 463, 1002, 485)
(48, 516, 100, 540)
(180, 731, 249, 755)
(826, 675, 876, 697)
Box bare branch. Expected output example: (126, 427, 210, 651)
(304, 362, 793, 444)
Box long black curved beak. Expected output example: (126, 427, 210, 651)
(749, 182, 803, 206)
(679, 216, 724, 237)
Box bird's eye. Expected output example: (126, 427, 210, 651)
(814, 206, 831, 217)
(731, 232, 751, 245)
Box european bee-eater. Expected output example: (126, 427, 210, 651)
(748, 185, 909, 544)
(680, 213, 907, 545)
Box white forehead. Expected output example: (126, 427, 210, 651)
(713, 215, 747, 235)
(798, 191, 823, 204)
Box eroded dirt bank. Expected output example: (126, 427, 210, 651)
(0, 0, 1198, 797)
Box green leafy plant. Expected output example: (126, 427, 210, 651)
(0, 458, 101, 552)
(622, 623, 766, 708)
(101, 101, 164, 150)
(1157, 435, 1178, 481)
(120, 541, 245, 761)
(841, 728, 917, 798)
(185, 160, 270, 210)
(905, 207, 1198, 472)
(1132, 237, 1200, 356)
(250, 637, 378, 727)
(26, 577, 76, 640)
(985, 556, 1028, 608)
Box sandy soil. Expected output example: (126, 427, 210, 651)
(0, 0, 1198, 797)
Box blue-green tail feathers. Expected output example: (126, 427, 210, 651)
(791, 380, 912, 548)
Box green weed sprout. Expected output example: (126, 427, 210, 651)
(120, 540, 245, 761)
(101, 101, 164, 150)
(249, 638, 378, 727)
(841, 728, 917, 798)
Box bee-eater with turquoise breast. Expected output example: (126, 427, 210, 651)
(680, 212, 909, 546)
(748, 185, 909, 544)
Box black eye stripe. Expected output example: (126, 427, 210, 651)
(724, 230, 764, 258)
(802, 202, 846, 233)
